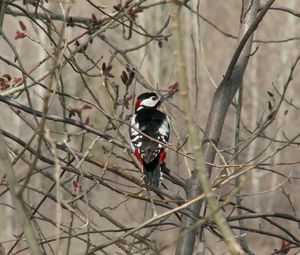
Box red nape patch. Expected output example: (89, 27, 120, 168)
(159, 150, 167, 162)
(134, 149, 143, 163)
(135, 99, 142, 109)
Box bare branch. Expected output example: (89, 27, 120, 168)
(0, 132, 42, 255)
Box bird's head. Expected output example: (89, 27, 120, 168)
(134, 92, 161, 111)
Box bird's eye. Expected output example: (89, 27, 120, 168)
(151, 96, 158, 101)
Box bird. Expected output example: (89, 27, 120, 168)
(129, 92, 170, 189)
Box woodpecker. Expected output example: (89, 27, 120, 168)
(129, 92, 170, 189)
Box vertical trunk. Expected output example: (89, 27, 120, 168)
(267, 0, 298, 212)
(248, 49, 261, 213)
(175, 1, 261, 254)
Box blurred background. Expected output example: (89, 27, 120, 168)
(0, 0, 299, 254)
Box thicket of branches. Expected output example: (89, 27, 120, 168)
(0, 0, 299, 254)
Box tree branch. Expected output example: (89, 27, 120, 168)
(0, 132, 42, 255)
(175, 0, 270, 254)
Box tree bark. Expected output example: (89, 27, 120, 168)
(175, 0, 265, 254)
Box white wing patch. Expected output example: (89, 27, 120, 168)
(158, 117, 169, 139)
(131, 135, 141, 142)
(135, 141, 142, 148)
(130, 114, 139, 136)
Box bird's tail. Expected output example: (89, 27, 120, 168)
(143, 161, 161, 189)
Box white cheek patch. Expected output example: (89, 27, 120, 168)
(141, 98, 159, 107)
